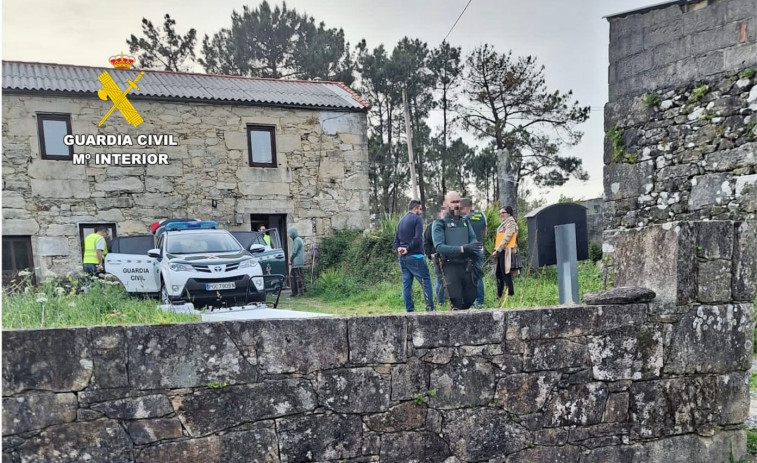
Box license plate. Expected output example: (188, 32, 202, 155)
(206, 282, 235, 291)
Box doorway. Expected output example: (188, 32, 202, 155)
(251, 213, 288, 282)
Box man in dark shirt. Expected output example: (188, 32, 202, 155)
(393, 200, 435, 312)
(460, 198, 487, 307)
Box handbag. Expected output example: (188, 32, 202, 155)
(510, 248, 523, 270)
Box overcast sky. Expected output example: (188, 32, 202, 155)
(2, 0, 659, 204)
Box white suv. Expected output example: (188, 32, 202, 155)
(105, 221, 266, 307)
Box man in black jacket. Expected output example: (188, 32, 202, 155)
(432, 191, 482, 310)
(393, 200, 435, 312)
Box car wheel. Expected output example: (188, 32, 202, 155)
(160, 282, 175, 305)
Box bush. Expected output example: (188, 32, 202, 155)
(588, 242, 602, 262)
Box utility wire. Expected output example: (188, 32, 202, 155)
(443, 0, 473, 43)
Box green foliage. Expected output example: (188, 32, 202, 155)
(126, 14, 197, 71)
(3, 273, 198, 329)
(700, 112, 715, 122)
(739, 68, 756, 80)
(588, 242, 602, 263)
(413, 389, 437, 406)
(206, 381, 227, 389)
(688, 84, 710, 104)
(747, 428, 757, 455)
(642, 93, 661, 107)
(747, 121, 756, 141)
(607, 126, 637, 164)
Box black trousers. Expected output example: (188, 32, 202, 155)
(440, 260, 477, 310)
(291, 267, 306, 296)
(496, 253, 514, 298)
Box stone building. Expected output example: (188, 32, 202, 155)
(1, 61, 371, 280)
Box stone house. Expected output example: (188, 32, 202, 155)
(1, 61, 371, 281)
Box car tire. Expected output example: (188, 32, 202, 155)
(160, 281, 177, 305)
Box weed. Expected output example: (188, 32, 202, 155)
(642, 93, 661, 107)
(747, 428, 757, 455)
(206, 381, 227, 389)
(413, 390, 437, 406)
(588, 243, 603, 263)
(739, 68, 756, 80)
(747, 121, 756, 141)
(700, 112, 715, 122)
(607, 126, 626, 162)
(687, 84, 710, 104)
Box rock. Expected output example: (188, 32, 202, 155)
(126, 323, 257, 389)
(524, 339, 589, 372)
(543, 382, 609, 427)
(379, 432, 451, 463)
(348, 316, 406, 364)
(540, 306, 599, 337)
(603, 393, 630, 423)
(410, 311, 504, 348)
(733, 220, 757, 301)
(88, 326, 128, 389)
(391, 357, 429, 401)
(126, 418, 183, 445)
(171, 379, 316, 436)
(136, 424, 279, 463)
(2, 328, 92, 395)
(587, 325, 664, 381)
(2, 392, 77, 436)
(583, 287, 657, 305)
(364, 402, 426, 432)
(16, 420, 133, 463)
(428, 357, 496, 409)
(508, 445, 582, 463)
(277, 414, 364, 462)
(442, 408, 531, 460)
(495, 372, 561, 415)
(90, 394, 173, 420)
(317, 367, 390, 413)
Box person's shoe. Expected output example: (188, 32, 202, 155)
(425, 307, 435, 312)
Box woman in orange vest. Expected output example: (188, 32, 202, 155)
(492, 206, 518, 299)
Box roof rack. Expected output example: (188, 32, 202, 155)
(164, 221, 218, 231)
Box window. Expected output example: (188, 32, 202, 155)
(247, 125, 277, 167)
(79, 224, 117, 258)
(37, 113, 73, 160)
(2, 236, 34, 286)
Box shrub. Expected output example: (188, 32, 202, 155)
(739, 68, 756, 80)
(687, 84, 709, 104)
(642, 93, 661, 107)
(588, 242, 602, 262)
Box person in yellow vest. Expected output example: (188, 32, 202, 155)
(492, 206, 518, 299)
(257, 224, 272, 247)
(83, 226, 109, 275)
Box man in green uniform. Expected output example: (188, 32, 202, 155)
(82, 226, 108, 275)
(257, 224, 272, 247)
(460, 198, 487, 307)
(432, 191, 482, 310)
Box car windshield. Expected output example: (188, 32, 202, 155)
(166, 233, 242, 254)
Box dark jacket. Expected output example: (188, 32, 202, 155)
(288, 227, 305, 268)
(432, 215, 477, 261)
(393, 212, 424, 256)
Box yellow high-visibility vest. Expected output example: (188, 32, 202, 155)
(83, 233, 107, 264)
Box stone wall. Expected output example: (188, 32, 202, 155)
(1, 94, 370, 277)
(3, 222, 754, 462)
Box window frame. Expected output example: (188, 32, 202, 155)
(78, 223, 117, 258)
(246, 125, 277, 168)
(37, 113, 74, 160)
(2, 236, 35, 285)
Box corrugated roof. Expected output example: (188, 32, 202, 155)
(2, 61, 370, 111)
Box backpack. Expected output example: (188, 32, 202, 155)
(424, 220, 436, 258)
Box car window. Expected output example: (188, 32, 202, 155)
(166, 233, 242, 254)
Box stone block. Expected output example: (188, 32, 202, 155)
(543, 382, 609, 427)
(253, 318, 348, 374)
(93, 177, 144, 193)
(540, 306, 598, 338)
(277, 133, 302, 152)
(604, 162, 654, 201)
(588, 325, 664, 381)
(735, 174, 757, 211)
(584, 288, 656, 306)
(494, 372, 561, 415)
(410, 310, 504, 348)
(613, 222, 696, 305)
(695, 221, 734, 259)
(391, 357, 429, 401)
(629, 377, 718, 438)
(223, 131, 247, 151)
(2, 392, 76, 436)
(348, 315, 406, 364)
(508, 445, 582, 463)
(171, 380, 316, 436)
(94, 197, 134, 209)
(524, 339, 589, 372)
(2, 328, 92, 395)
(126, 323, 257, 389)
(2, 193, 27, 209)
(697, 259, 732, 302)
(136, 424, 279, 463)
(717, 371, 750, 425)
(443, 409, 531, 460)
(36, 236, 69, 256)
(126, 418, 183, 445)
(689, 173, 732, 210)
(363, 402, 426, 432)
(88, 326, 128, 389)
(277, 414, 363, 462)
(665, 303, 753, 374)
(379, 431, 451, 462)
(595, 304, 648, 331)
(603, 392, 630, 423)
(725, 43, 757, 70)
(90, 394, 173, 420)
(733, 220, 757, 301)
(1, 219, 40, 235)
(429, 357, 496, 409)
(17, 420, 133, 463)
(28, 160, 86, 180)
(317, 367, 390, 413)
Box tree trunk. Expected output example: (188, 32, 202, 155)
(497, 148, 518, 215)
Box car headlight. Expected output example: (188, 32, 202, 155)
(239, 259, 259, 269)
(169, 263, 193, 272)
(252, 277, 264, 290)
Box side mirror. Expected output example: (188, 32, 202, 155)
(249, 244, 266, 254)
(147, 248, 161, 258)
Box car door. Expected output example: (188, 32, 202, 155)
(232, 230, 287, 291)
(104, 234, 161, 294)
